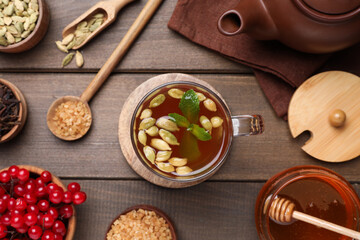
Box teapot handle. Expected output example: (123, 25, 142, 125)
(231, 115, 264, 136)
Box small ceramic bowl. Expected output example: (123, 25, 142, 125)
(105, 205, 177, 240)
(0, 165, 76, 240)
(0, 78, 27, 143)
(0, 0, 50, 53)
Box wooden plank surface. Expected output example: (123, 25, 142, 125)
(61, 180, 360, 240)
(0, 0, 359, 239)
(0, 0, 248, 73)
(0, 73, 359, 181)
(69, 180, 263, 240)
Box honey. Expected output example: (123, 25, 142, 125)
(255, 166, 360, 240)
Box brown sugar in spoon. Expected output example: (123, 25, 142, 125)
(268, 197, 360, 239)
(62, 0, 137, 50)
(47, 0, 163, 141)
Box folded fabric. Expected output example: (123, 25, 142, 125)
(168, 0, 360, 119)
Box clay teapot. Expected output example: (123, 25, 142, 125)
(218, 0, 360, 54)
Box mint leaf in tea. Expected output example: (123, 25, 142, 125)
(179, 89, 199, 123)
(134, 84, 230, 177)
(188, 124, 212, 141)
(168, 113, 190, 128)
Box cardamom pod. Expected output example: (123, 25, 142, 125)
(140, 109, 152, 119)
(5, 32, 14, 44)
(211, 116, 223, 128)
(176, 166, 193, 175)
(3, 16, 12, 25)
(89, 21, 101, 32)
(76, 21, 87, 30)
(75, 51, 84, 68)
(23, 17, 30, 30)
(62, 33, 74, 45)
(156, 151, 172, 162)
(55, 41, 68, 53)
(66, 39, 76, 50)
(0, 27, 6, 37)
(61, 52, 75, 68)
(3, 4, 14, 16)
(169, 157, 188, 167)
(93, 13, 104, 19)
(156, 162, 175, 173)
(196, 92, 207, 101)
(0, 36, 8, 46)
(203, 99, 217, 112)
(149, 94, 165, 108)
(139, 117, 156, 130)
(20, 30, 30, 38)
(14, 0, 24, 11)
(143, 146, 155, 164)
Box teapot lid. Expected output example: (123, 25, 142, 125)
(302, 0, 359, 14)
(294, 0, 360, 22)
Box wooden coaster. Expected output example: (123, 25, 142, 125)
(118, 73, 228, 188)
(288, 71, 360, 162)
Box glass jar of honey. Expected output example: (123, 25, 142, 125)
(255, 165, 360, 240)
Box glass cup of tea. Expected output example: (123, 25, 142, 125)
(131, 81, 264, 183)
(255, 165, 360, 240)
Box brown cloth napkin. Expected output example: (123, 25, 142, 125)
(168, 0, 360, 119)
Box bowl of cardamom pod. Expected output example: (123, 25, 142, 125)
(0, 78, 27, 143)
(0, 0, 50, 53)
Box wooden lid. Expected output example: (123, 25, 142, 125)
(288, 71, 360, 162)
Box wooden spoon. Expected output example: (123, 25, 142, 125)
(269, 197, 360, 239)
(47, 0, 163, 141)
(62, 0, 137, 50)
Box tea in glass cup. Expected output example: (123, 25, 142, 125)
(131, 81, 263, 181)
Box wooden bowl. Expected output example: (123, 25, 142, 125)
(0, 0, 50, 53)
(0, 78, 28, 143)
(0, 165, 76, 240)
(105, 205, 177, 240)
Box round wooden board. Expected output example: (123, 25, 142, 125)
(288, 71, 360, 162)
(118, 73, 228, 188)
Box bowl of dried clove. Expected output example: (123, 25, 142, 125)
(0, 0, 50, 53)
(0, 78, 27, 143)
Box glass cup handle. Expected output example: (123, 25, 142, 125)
(231, 115, 264, 136)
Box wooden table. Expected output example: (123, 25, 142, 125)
(1, 0, 360, 239)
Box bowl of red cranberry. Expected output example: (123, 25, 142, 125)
(0, 165, 87, 240)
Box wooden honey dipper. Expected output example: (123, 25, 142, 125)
(268, 197, 360, 239)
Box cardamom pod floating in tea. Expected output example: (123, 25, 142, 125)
(149, 94, 165, 108)
(156, 162, 175, 173)
(139, 117, 156, 130)
(169, 157, 187, 167)
(156, 151, 172, 162)
(140, 109, 152, 119)
(143, 146, 156, 164)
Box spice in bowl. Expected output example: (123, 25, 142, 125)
(0, 82, 20, 138)
(107, 209, 173, 240)
(52, 100, 91, 138)
(0, 0, 40, 46)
